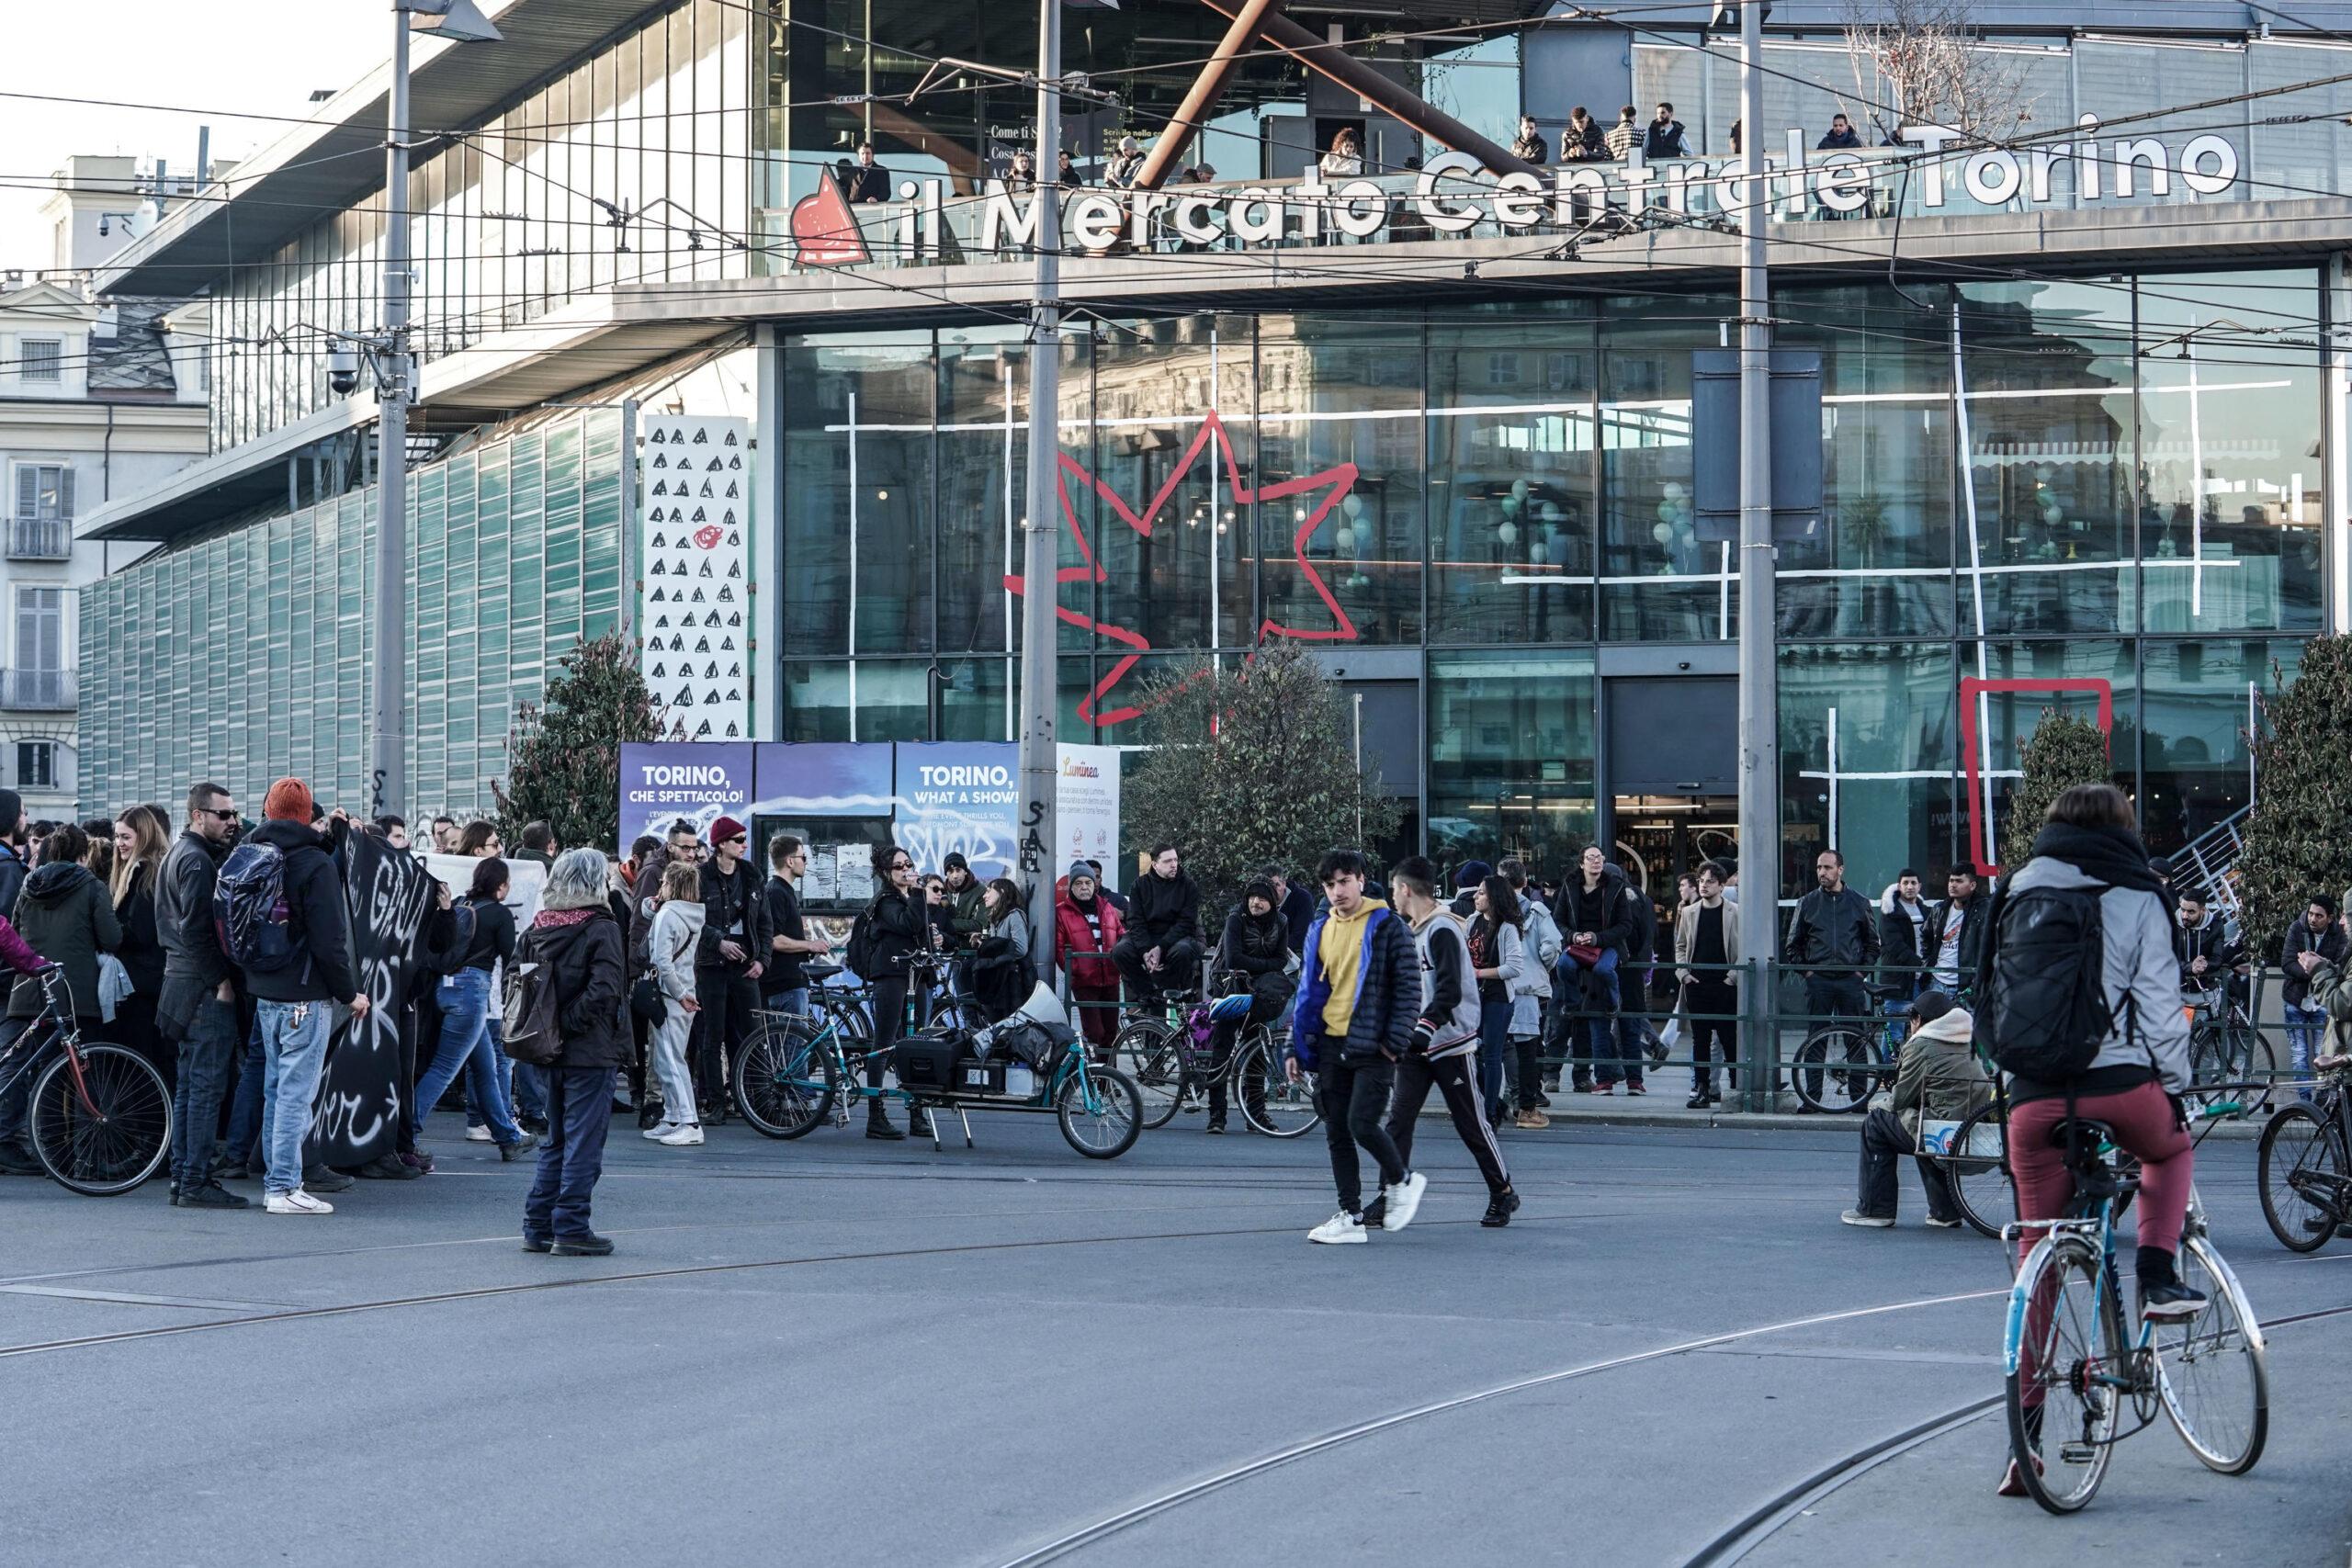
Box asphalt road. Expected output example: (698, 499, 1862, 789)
(2, 1107, 2346, 1567)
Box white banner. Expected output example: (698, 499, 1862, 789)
(640, 413, 752, 740)
(1057, 743, 1120, 874)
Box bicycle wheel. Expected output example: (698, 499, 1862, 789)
(2005, 1237, 2124, 1515)
(1113, 1019, 1186, 1131)
(2186, 1021, 2272, 1118)
(2153, 1234, 2269, 1473)
(2256, 1104, 2346, 1253)
(1233, 1031, 1320, 1139)
(1792, 1026, 1875, 1114)
(1943, 1103, 2013, 1240)
(1057, 1067, 1142, 1159)
(28, 1043, 170, 1196)
(732, 1021, 838, 1140)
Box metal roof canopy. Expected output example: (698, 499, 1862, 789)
(95, 0, 680, 299)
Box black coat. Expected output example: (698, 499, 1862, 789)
(866, 886, 928, 976)
(1879, 897, 1931, 976)
(7, 862, 119, 1021)
(155, 829, 232, 1040)
(0, 843, 25, 923)
(695, 858, 773, 970)
(242, 818, 359, 1004)
(1218, 908, 1290, 978)
(2283, 917, 2349, 1007)
(1125, 871, 1202, 951)
(1786, 886, 1880, 977)
(1926, 891, 1989, 984)
(527, 911, 629, 1071)
(114, 863, 164, 997)
(1553, 871, 1635, 955)
(844, 163, 890, 203)
(1275, 886, 1314, 955)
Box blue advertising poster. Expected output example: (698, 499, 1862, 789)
(891, 741, 1019, 877)
(618, 741, 754, 848)
(748, 742, 895, 817)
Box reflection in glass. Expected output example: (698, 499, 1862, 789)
(2141, 638, 2300, 858)
(1602, 302, 1732, 641)
(1971, 640, 2136, 874)
(781, 335, 934, 656)
(1778, 643, 1956, 901)
(1428, 650, 1597, 881)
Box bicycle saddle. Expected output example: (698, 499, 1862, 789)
(802, 963, 843, 981)
(2047, 1117, 2120, 1150)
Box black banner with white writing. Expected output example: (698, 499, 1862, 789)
(306, 829, 437, 1168)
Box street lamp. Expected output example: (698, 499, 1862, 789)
(369, 0, 501, 818)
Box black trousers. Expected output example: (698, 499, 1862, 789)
(693, 964, 760, 1110)
(867, 976, 908, 1089)
(1687, 980, 1737, 1093)
(1113, 935, 1201, 1001)
(1387, 1051, 1511, 1198)
(1316, 1051, 1404, 1215)
(1858, 1107, 1959, 1222)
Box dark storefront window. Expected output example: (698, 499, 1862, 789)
(1973, 640, 2137, 874)
(1778, 642, 1956, 897)
(936, 333, 1027, 656)
(2141, 638, 2301, 858)
(1428, 649, 1597, 879)
(1601, 300, 1731, 642)
(781, 334, 934, 657)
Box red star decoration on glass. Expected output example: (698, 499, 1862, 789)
(1003, 410, 1362, 728)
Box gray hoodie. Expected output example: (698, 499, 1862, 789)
(1999, 854, 2191, 1095)
(649, 898, 705, 1003)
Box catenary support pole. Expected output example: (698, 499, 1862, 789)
(1734, 0, 1779, 1111)
(1016, 0, 1064, 939)
(369, 1, 413, 818)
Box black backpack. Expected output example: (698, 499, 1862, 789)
(1977, 883, 2123, 1080)
(845, 906, 879, 981)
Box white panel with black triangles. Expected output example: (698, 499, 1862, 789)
(639, 413, 752, 740)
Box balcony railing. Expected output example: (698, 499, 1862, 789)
(1, 669, 75, 711)
(6, 520, 70, 561)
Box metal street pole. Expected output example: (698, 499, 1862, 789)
(369, 1, 414, 819)
(1015, 0, 1063, 935)
(1734, 0, 1779, 1108)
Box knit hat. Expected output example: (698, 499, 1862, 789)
(1243, 876, 1278, 908)
(944, 852, 970, 873)
(264, 777, 314, 823)
(708, 815, 746, 845)
(1906, 990, 1956, 1023)
(1455, 859, 1494, 890)
(1065, 861, 1095, 885)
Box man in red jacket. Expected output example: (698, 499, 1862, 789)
(1054, 862, 1124, 1055)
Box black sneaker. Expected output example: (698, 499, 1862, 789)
(498, 1134, 538, 1162)
(549, 1233, 615, 1257)
(356, 1154, 422, 1180)
(1360, 1196, 1387, 1230)
(302, 1166, 356, 1194)
(521, 1234, 552, 1254)
(1204, 1118, 1226, 1134)
(0, 1144, 42, 1176)
(167, 1182, 182, 1205)
(1685, 1091, 1710, 1109)
(178, 1181, 249, 1210)
(2141, 1280, 2209, 1322)
(1482, 1189, 1521, 1227)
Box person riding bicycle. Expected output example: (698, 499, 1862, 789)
(1204, 877, 1295, 1134)
(1980, 784, 2200, 1495)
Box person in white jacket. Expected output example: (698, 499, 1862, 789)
(644, 862, 707, 1147)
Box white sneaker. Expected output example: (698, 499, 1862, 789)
(1307, 1211, 1367, 1245)
(1381, 1171, 1428, 1233)
(658, 1122, 705, 1146)
(1840, 1209, 1895, 1228)
(265, 1188, 333, 1215)
(641, 1121, 678, 1142)
(464, 1125, 494, 1143)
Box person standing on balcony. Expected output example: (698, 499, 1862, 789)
(1561, 107, 1608, 162)
(1817, 113, 1863, 150)
(1319, 128, 1365, 178)
(1643, 102, 1692, 160)
(1104, 135, 1146, 188)
(844, 142, 891, 204)
(1510, 115, 1547, 165)
(1605, 106, 1641, 160)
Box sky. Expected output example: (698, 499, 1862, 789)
(0, 2, 386, 275)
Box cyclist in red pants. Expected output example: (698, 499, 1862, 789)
(1979, 783, 2198, 1499)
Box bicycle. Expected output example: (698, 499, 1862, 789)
(1790, 1014, 1886, 1114)
(2256, 1052, 2352, 1252)
(1107, 976, 1319, 1137)
(0, 967, 169, 1195)
(2000, 1115, 2267, 1514)
(2183, 985, 2276, 1119)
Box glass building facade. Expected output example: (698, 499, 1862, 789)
(775, 267, 2327, 892)
(80, 409, 628, 817)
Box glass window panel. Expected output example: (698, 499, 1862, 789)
(1428, 305, 1596, 644)
(1777, 288, 1954, 640)
(1429, 649, 1597, 883)
(1255, 315, 1424, 647)
(781, 333, 934, 657)
(2136, 269, 2324, 636)
(1971, 640, 2136, 875)
(1956, 278, 2136, 636)
(937, 657, 1012, 740)
(2141, 637, 2299, 858)
(936, 332, 1027, 656)
(1778, 642, 1956, 905)
(1602, 299, 1732, 642)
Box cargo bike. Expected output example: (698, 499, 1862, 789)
(734, 976, 1145, 1159)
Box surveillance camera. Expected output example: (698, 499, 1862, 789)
(326, 344, 359, 396)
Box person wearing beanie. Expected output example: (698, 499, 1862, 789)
(942, 851, 987, 948)
(1451, 860, 1494, 919)
(242, 776, 369, 1215)
(1054, 861, 1125, 1058)
(692, 814, 768, 1124)
(1204, 876, 1295, 1133)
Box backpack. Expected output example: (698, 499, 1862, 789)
(501, 933, 565, 1066)
(1978, 884, 2120, 1081)
(846, 904, 883, 981)
(215, 840, 300, 974)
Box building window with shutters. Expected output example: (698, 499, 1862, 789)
(15, 741, 53, 791)
(8, 464, 73, 561)
(9, 587, 66, 710)
(19, 338, 62, 382)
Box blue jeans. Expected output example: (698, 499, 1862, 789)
(766, 986, 809, 1020)
(220, 1018, 266, 1170)
(415, 970, 523, 1145)
(254, 999, 333, 1196)
(2284, 1002, 2326, 1101)
(1555, 948, 1629, 1084)
(525, 1065, 616, 1242)
(1476, 998, 1512, 1122)
(170, 997, 240, 1190)
(470, 1024, 547, 1127)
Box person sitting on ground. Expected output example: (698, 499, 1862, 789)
(1840, 990, 1989, 1229)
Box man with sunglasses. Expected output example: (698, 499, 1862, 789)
(153, 783, 245, 1206)
(694, 816, 769, 1127)
(860, 844, 931, 1140)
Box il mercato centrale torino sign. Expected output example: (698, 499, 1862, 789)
(789, 119, 2242, 265)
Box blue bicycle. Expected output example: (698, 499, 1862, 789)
(2000, 1115, 2267, 1512)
